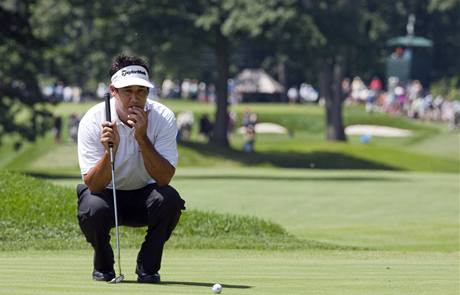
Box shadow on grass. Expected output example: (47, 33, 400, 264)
(22, 171, 401, 183)
(23, 171, 81, 179)
(112, 280, 251, 288)
(180, 141, 399, 170)
(161, 281, 251, 289)
(175, 175, 400, 182)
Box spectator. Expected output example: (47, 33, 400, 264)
(287, 86, 299, 104)
(197, 82, 207, 102)
(176, 111, 194, 141)
(68, 113, 80, 143)
(351, 76, 367, 102)
(53, 116, 62, 144)
(72, 86, 82, 103)
(242, 107, 257, 127)
(96, 82, 107, 99)
(181, 79, 191, 99)
(391, 47, 404, 59)
(341, 78, 352, 101)
(367, 76, 382, 112)
(63, 85, 73, 102)
(207, 84, 216, 103)
(228, 111, 237, 137)
(299, 83, 319, 103)
(243, 125, 256, 153)
(161, 78, 174, 98)
(199, 114, 213, 141)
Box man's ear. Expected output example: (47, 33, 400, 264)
(109, 85, 118, 96)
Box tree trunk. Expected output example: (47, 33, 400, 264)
(277, 60, 287, 102)
(211, 28, 229, 147)
(320, 56, 347, 141)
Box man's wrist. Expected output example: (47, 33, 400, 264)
(137, 135, 151, 148)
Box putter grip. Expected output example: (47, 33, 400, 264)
(104, 93, 111, 122)
(104, 93, 113, 148)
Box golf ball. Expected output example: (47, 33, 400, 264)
(212, 283, 222, 294)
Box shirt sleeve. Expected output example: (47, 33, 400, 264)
(152, 110, 178, 167)
(77, 113, 105, 175)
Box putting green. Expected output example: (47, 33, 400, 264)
(0, 249, 457, 295)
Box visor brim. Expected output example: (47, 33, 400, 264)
(112, 78, 154, 89)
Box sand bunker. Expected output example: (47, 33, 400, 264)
(345, 125, 413, 137)
(238, 122, 288, 134)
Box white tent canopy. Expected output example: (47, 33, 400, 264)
(234, 69, 284, 94)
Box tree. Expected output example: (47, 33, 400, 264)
(27, 0, 459, 146)
(31, 0, 123, 92)
(0, 0, 53, 146)
(94, 0, 304, 146)
(186, 0, 306, 146)
(296, 0, 387, 141)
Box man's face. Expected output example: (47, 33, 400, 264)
(112, 85, 149, 110)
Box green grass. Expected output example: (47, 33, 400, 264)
(2, 167, 458, 252)
(1, 100, 458, 174)
(38, 167, 460, 252)
(0, 170, 336, 251)
(0, 249, 458, 295)
(1, 100, 459, 294)
(409, 131, 460, 160)
(4, 134, 459, 175)
(171, 168, 460, 252)
(51, 100, 439, 135)
(4, 131, 459, 175)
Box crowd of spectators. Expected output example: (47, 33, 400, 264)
(43, 74, 460, 146)
(161, 78, 218, 103)
(42, 81, 82, 103)
(341, 76, 460, 129)
(287, 83, 319, 104)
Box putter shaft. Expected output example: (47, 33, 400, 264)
(109, 147, 122, 278)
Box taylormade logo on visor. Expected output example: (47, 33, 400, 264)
(111, 65, 153, 88)
(121, 69, 147, 76)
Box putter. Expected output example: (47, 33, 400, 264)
(104, 93, 125, 284)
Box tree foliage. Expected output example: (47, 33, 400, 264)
(0, 0, 53, 146)
(1, 0, 458, 145)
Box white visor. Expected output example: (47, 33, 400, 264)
(111, 65, 154, 88)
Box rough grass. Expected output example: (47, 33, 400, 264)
(0, 170, 347, 251)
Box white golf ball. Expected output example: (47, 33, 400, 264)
(212, 283, 222, 294)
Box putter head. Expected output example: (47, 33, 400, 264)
(109, 274, 124, 284)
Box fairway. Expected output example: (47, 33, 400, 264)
(0, 249, 457, 295)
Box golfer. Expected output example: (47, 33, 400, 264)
(76, 54, 185, 283)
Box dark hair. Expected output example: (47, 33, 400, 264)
(109, 54, 150, 77)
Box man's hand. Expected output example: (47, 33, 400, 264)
(127, 106, 149, 141)
(101, 121, 119, 153)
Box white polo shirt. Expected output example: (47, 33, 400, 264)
(77, 98, 178, 190)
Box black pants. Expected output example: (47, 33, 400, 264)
(76, 183, 185, 274)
